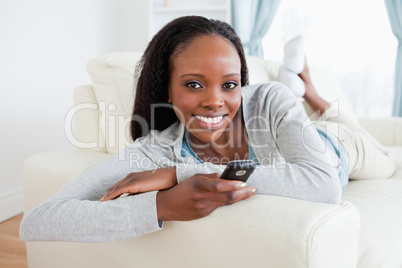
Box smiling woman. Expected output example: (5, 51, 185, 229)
(131, 16, 249, 142)
(168, 35, 244, 155)
(20, 16, 344, 243)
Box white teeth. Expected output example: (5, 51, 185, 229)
(195, 115, 223, 124)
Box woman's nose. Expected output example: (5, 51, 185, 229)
(200, 88, 224, 109)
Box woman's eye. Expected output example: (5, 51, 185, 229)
(185, 82, 202, 89)
(223, 82, 238, 90)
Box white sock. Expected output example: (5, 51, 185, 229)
(277, 65, 306, 97)
(283, 36, 305, 74)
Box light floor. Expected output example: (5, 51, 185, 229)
(0, 214, 27, 268)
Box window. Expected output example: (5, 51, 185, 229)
(263, 0, 397, 117)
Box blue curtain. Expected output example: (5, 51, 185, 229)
(232, 0, 281, 58)
(385, 0, 402, 116)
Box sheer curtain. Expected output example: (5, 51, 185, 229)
(385, 0, 402, 116)
(232, 0, 281, 57)
(262, 0, 397, 117)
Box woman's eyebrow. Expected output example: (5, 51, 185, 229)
(180, 73, 240, 78)
(180, 74, 205, 78)
(223, 73, 241, 78)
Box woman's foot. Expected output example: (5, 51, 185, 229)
(277, 65, 305, 97)
(279, 35, 326, 106)
(283, 36, 305, 74)
(298, 57, 317, 95)
(278, 48, 330, 113)
(278, 35, 307, 97)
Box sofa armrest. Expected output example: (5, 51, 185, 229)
(358, 116, 402, 146)
(22, 149, 111, 211)
(22, 150, 360, 268)
(167, 196, 360, 268)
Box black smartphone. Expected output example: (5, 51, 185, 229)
(220, 160, 256, 182)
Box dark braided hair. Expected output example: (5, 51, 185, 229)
(131, 16, 248, 141)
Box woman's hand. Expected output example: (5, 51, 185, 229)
(100, 168, 177, 201)
(156, 173, 256, 221)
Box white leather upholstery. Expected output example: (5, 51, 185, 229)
(86, 52, 142, 153)
(22, 150, 360, 268)
(71, 85, 107, 152)
(22, 52, 402, 268)
(343, 179, 402, 267)
(358, 117, 402, 146)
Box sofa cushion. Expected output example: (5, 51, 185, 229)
(298, 68, 357, 121)
(317, 69, 356, 121)
(386, 146, 402, 180)
(387, 146, 402, 164)
(245, 56, 272, 84)
(86, 52, 142, 154)
(341, 145, 402, 267)
(242, 57, 357, 120)
(342, 176, 402, 267)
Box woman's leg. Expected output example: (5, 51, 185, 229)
(295, 56, 396, 179)
(298, 58, 330, 115)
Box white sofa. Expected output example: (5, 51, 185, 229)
(21, 52, 402, 268)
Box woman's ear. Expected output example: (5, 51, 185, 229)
(167, 89, 172, 103)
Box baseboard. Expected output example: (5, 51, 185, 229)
(0, 189, 23, 223)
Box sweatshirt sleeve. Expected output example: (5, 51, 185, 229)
(177, 83, 342, 204)
(20, 146, 162, 243)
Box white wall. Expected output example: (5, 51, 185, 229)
(0, 0, 149, 222)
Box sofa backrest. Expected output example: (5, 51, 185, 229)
(85, 52, 141, 153)
(84, 52, 355, 154)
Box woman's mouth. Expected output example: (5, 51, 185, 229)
(193, 115, 227, 129)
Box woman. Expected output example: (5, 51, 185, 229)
(20, 16, 344, 243)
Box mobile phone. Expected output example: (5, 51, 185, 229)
(220, 160, 256, 182)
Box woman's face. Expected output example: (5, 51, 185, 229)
(168, 35, 242, 144)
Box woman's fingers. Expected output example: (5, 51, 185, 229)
(155, 174, 258, 221)
(100, 172, 257, 210)
(205, 186, 256, 205)
(191, 174, 257, 205)
(100, 186, 127, 201)
(100, 178, 139, 201)
(194, 173, 247, 191)
(100, 168, 178, 202)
